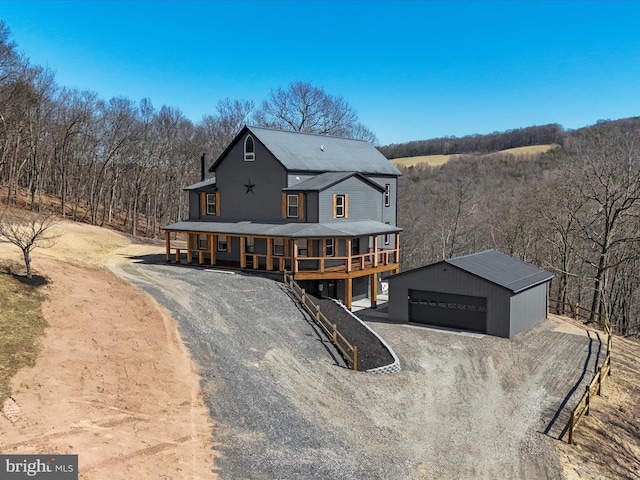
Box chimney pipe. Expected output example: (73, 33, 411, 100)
(200, 153, 207, 182)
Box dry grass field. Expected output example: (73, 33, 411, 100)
(390, 143, 559, 168)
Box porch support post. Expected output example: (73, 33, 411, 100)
(186, 233, 192, 264)
(240, 235, 246, 268)
(165, 231, 170, 261)
(266, 238, 273, 271)
(345, 278, 353, 310)
(394, 232, 400, 263)
(372, 235, 378, 267)
(370, 273, 377, 308)
(210, 234, 216, 266)
(346, 238, 352, 273)
(293, 239, 299, 273)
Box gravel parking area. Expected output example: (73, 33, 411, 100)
(115, 260, 603, 479)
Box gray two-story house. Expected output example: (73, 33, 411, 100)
(163, 126, 402, 309)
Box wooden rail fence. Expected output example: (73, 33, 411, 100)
(284, 273, 358, 371)
(549, 298, 615, 444)
(549, 298, 610, 328)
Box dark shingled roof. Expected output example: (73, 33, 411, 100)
(163, 219, 401, 238)
(211, 126, 402, 176)
(283, 171, 384, 192)
(183, 178, 216, 191)
(444, 249, 554, 293)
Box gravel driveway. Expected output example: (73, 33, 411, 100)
(114, 260, 602, 479)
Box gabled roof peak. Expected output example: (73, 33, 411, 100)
(210, 125, 401, 176)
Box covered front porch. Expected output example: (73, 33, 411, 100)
(162, 220, 401, 310)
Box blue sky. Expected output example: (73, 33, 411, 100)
(1, 0, 639, 145)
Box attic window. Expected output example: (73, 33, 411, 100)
(244, 135, 255, 161)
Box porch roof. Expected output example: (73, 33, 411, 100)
(163, 219, 402, 238)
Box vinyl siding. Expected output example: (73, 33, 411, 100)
(318, 176, 383, 222)
(214, 133, 288, 223)
(367, 176, 398, 228)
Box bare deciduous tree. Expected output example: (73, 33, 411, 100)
(562, 126, 640, 324)
(0, 209, 60, 279)
(252, 81, 377, 143)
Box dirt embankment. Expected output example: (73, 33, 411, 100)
(556, 328, 640, 480)
(0, 221, 217, 479)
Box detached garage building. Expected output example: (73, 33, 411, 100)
(388, 250, 554, 338)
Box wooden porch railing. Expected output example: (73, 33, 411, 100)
(292, 247, 398, 274)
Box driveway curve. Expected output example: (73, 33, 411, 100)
(114, 259, 601, 479)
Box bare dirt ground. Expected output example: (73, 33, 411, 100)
(0, 221, 217, 479)
(555, 322, 640, 480)
(1, 219, 639, 479)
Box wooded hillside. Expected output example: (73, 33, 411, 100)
(379, 118, 640, 159)
(397, 125, 640, 336)
(1, 22, 638, 336)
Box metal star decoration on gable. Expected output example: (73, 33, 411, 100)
(244, 178, 256, 194)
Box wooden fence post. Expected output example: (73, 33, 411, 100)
(315, 304, 321, 322)
(585, 386, 590, 415)
(568, 411, 575, 444)
(596, 366, 602, 395)
(353, 345, 358, 371)
(332, 324, 337, 343)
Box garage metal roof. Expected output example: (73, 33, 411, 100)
(445, 249, 554, 293)
(163, 219, 402, 238)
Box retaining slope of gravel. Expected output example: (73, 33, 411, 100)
(116, 261, 602, 480)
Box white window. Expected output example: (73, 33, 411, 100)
(273, 239, 285, 256)
(287, 194, 299, 218)
(217, 237, 227, 252)
(384, 184, 391, 207)
(325, 239, 334, 256)
(246, 237, 255, 253)
(206, 193, 217, 215)
(296, 239, 307, 257)
(351, 238, 360, 256)
(336, 194, 346, 218)
(244, 135, 255, 161)
(197, 234, 208, 250)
